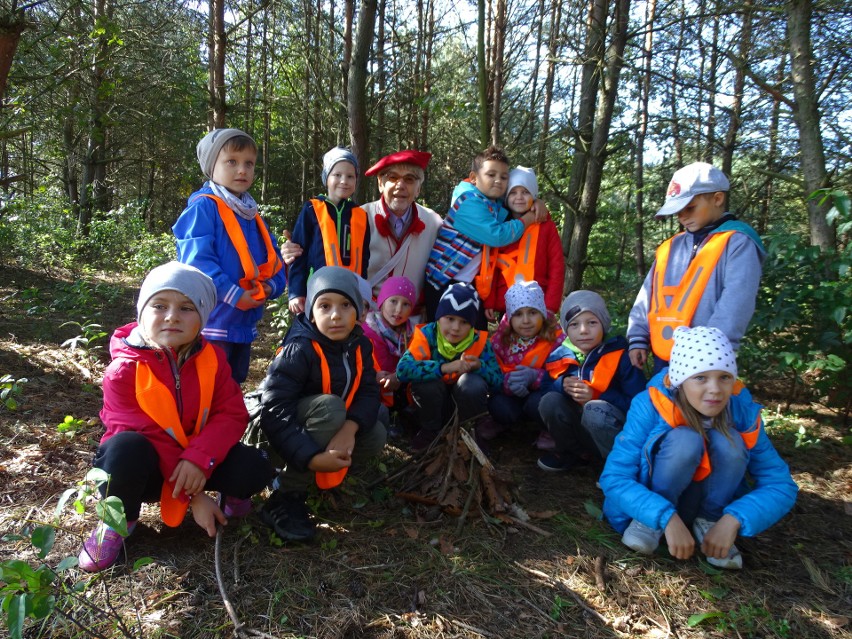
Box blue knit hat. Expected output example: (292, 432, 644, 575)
(435, 283, 480, 326)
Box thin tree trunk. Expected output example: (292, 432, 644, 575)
(490, 0, 506, 145)
(477, 0, 489, 148)
(376, 0, 386, 152)
(209, 0, 226, 128)
(668, 0, 685, 166)
(721, 0, 752, 181)
(703, 9, 720, 162)
(244, 1, 253, 133)
(537, 0, 561, 172)
(348, 0, 378, 203)
(421, 0, 434, 150)
(260, 1, 270, 201)
(634, 0, 656, 279)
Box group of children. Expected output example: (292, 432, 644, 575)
(76, 129, 797, 576)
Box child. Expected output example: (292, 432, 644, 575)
(397, 282, 503, 451)
(424, 146, 545, 327)
(537, 290, 647, 472)
(482, 280, 572, 442)
(79, 262, 273, 572)
(173, 128, 287, 384)
(627, 162, 765, 372)
(601, 326, 797, 568)
(258, 266, 386, 541)
(484, 168, 565, 316)
(288, 147, 371, 314)
(362, 276, 417, 412)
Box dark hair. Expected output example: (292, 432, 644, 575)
(222, 134, 257, 154)
(471, 145, 509, 173)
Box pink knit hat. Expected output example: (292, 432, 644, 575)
(377, 276, 416, 308)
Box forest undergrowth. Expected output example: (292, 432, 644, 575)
(0, 264, 849, 639)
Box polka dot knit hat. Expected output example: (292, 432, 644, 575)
(668, 326, 737, 388)
(505, 280, 547, 318)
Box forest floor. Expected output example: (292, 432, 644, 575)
(0, 263, 850, 639)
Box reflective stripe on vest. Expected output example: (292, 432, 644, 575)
(496, 224, 540, 287)
(408, 325, 489, 384)
(310, 199, 367, 274)
(135, 343, 218, 526)
(309, 341, 364, 410)
(649, 231, 734, 360)
(195, 194, 282, 302)
(648, 382, 760, 481)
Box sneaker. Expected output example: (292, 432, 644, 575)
(621, 519, 663, 555)
(692, 517, 743, 569)
(78, 520, 137, 572)
(223, 496, 253, 518)
(260, 491, 316, 542)
(534, 431, 556, 451)
(536, 452, 587, 472)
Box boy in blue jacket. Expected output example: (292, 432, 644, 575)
(258, 266, 386, 541)
(537, 290, 647, 472)
(173, 128, 287, 383)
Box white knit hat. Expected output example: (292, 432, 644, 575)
(505, 280, 546, 318)
(507, 166, 539, 200)
(668, 326, 738, 388)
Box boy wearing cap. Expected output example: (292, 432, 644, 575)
(258, 266, 385, 541)
(288, 147, 371, 315)
(537, 291, 646, 472)
(627, 162, 766, 372)
(484, 167, 565, 316)
(173, 128, 287, 383)
(397, 282, 503, 451)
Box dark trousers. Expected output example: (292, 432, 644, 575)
(424, 281, 487, 330)
(93, 431, 274, 521)
(209, 340, 252, 384)
(410, 374, 489, 432)
(487, 390, 546, 426)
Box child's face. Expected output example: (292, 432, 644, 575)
(510, 307, 543, 338)
(326, 161, 357, 204)
(381, 295, 412, 327)
(211, 146, 256, 195)
(437, 315, 472, 345)
(676, 191, 725, 233)
(680, 370, 735, 417)
(139, 290, 201, 350)
(311, 292, 357, 341)
(506, 186, 533, 215)
(470, 160, 510, 200)
(565, 310, 604, 355)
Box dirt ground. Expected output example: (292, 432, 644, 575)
(0, 264, 850, 639)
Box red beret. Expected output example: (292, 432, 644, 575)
(364, 150, 432, 176)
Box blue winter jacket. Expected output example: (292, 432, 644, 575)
(173, 183, 287, 344)
(600, 371, 797, 536)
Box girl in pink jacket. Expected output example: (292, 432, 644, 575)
(78, 262, 272, 572)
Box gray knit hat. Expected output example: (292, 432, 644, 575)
(137, 261, 217, 329)
(196, 128, 255, 179)
(668, 326, 737, 388)
(321, 146, 359, 186)
(506, 280, 547, 318)
(306, 266, 364, 321)
(559, 290, 611, 334)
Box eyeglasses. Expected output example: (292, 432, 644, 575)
(383, 174, 420, 186)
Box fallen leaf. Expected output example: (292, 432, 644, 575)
(439, 535, 454, 555)
(403, 526, 419, 539)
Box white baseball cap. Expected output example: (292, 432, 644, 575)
(656, 162, 729, 218)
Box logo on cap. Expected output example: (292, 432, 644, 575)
(667, 181, 681, 198)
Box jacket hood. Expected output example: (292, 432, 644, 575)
(452, 178, 501, 204)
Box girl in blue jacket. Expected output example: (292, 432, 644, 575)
(600, 326, 797, 569)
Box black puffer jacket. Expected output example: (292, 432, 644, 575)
(259, 315, 380, 472)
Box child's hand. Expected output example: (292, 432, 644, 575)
(288, 296, 306, 314)
(308, 450, 352, 473)
(701, 514, 741, 559)
(460, 354, 481, 371)
(531, 198, 550, 223)
(262, 282, 272, 297)
(664, 513, 695, 560)
(562, 376, 592, 405)
(327, 420, 358, 460)
(378, 372, 401, 391)
(237, 288, 264, 310)
(170, 460, 206, 498)
(484, 308, 497, 321)
(629, 348, 647, 369)
(190, 493, 226, 537)
(280, 230, 303, 265)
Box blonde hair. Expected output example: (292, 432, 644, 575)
(665, 373, 733, 440)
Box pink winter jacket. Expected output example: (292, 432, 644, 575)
(99, 322, 249, 482)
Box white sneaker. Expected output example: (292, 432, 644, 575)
(621, 519, 663, 554)
(692, 517, 743, 570)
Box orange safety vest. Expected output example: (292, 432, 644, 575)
(195, 194, 283, 302)
(648, 382, 761, 481)
(373, 351, 394, 407)
(310, 341, 365, 489)
(495, 224, 540, 287)
(310, 199, 367, 275)
(475, 245, 500, 300)
(498, 338, 571, 380)
(648, 231, 734, 361)
(135, 343, 218, 527)
(408, 325, 489, 384)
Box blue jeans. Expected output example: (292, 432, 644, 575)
(651, 426, 748, 523)
(210, 340, 252, 384)
(487, 390, 546, 427)
(539, 393, 626, 459)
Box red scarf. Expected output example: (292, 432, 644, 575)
(374, 199, 426, 247)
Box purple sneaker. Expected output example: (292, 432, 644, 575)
(223, 496, 253, 518)
(78, 520, 136, 572)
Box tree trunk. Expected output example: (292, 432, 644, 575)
(209, 0, 226, 128)
(537, 0, 561, 172)
(420, 0, 434, 150)
(787, 0, 835, 250)
(348, 0, 377, 203)
(477, 0, 489, 148)
(376, 0, 386, 153)
(0, 13, 25, 103)
(721, 0, 752, 181)
(260, 1, 270, 201)
(489, 0, 506, 145)
(634, 0, 656, 279)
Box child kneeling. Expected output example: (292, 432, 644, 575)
(79, 262, 273, 572)
(397, 283, 502, 451)
(600, 326, 798, 569)
(258, 266, 386, 541)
